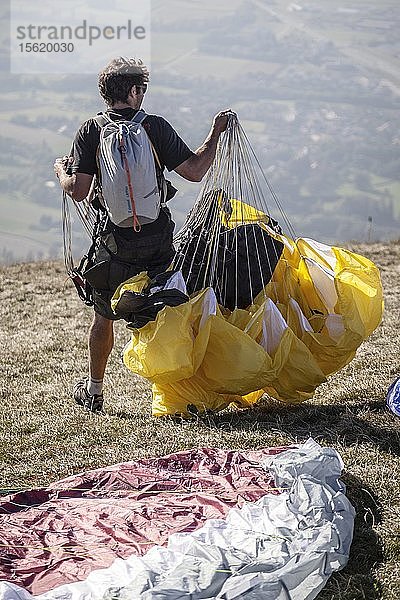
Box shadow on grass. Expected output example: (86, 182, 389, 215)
(317, 473, 383, 600)
(312, 473, 384, 600)
(206, 399, 400, 455)
(106, 409, 150, 422)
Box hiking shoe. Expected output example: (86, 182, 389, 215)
(73, 377, 104, 413)
(386, 377, 400, 417)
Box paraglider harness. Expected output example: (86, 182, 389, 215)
(69, 255, 96, 306)
(63, 192, 108, 307)
(62, 182, 177, 308)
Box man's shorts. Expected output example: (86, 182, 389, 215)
(84, 213, 175, 321)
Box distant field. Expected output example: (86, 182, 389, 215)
(0, 89, 100, 129)
(152, 0, 244, 23)
(374, 178, 400, 219)
(0, 120, 70, 154)
(1, 195, 59, 230)
(0, 231, 57, 261)
(162, 52, 281, 79)
(324, 28, 382, 46)
(149, 85, 188, 95)
(0, 195, 62, 261)
(338, 175, 400, 202)
(0, 105, 82, 121)
(237, 118, 266, 134)
(152, 32, 203, 65)
(0, 165, 25, 177)
(308, 0, 398, 5)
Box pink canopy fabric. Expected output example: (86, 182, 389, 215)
(0, 447, 285, 595)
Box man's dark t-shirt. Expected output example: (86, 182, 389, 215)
(70, 107, 194, 237)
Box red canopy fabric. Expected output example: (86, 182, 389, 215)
(0, 447, 286, 595)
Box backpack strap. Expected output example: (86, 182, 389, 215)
(95, 109, 147, 127)
(130, 109, 147, 125)
(146, 137, 168, 206)
(147, 137, 162, 170)
(94, 112, 111, 127)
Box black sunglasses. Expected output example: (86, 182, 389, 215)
(135, 84, 147, 94)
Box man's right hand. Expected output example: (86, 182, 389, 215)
(212, 110, 236, 136)
(174, 110, 237, 183)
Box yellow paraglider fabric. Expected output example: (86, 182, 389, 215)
(220, 197, 272, 228)
(115, 210, 383, 418)
(110, 271, 151, 312)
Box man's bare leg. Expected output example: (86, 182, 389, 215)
(73, 313, 114, 411)
(88, 312, 114, 385)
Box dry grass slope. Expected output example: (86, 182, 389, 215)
(0, 241, 399, 599)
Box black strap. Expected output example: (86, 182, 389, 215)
(68, 209, 108, 306)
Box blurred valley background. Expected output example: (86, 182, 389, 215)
(0, 0, 399, 264)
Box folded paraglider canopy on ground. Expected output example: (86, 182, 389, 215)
(112, 115, 383, 417)
(0, 440, 355, 600)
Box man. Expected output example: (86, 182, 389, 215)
(54, 56, 230, 413)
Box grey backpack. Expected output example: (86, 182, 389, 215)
(96, 110, 165, 230)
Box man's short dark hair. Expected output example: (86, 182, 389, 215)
(98, 57, 149, 106)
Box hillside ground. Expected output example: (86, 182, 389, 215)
(0, 241, 399, 599)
